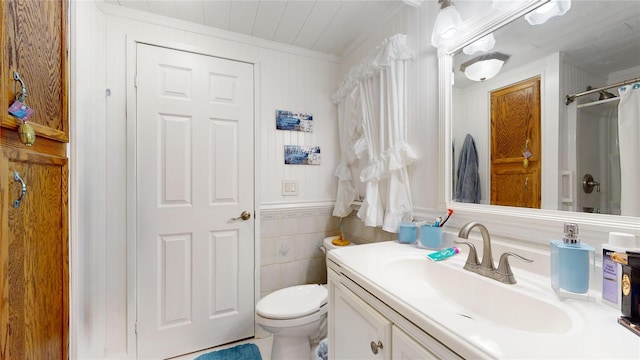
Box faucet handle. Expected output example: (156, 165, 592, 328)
(496, 252, 534, 284)
(453, 241, 480, 268)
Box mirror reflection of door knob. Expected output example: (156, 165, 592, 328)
(582, 174, 600, 193)
(231, 211, 251, 221)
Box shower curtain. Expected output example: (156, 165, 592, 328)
(332, 88, 359, 218)
(332, 34, 416, 232)
(617, 83, 640, 216)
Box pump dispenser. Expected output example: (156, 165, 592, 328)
(550, 223, 595, 298)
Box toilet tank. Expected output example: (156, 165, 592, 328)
(322, 235, 355, 254)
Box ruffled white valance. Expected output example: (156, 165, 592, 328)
(332, 34, 417, 233)
(333, 34, 416, 104)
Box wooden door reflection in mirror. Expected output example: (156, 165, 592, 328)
(490, 76, 540, 208)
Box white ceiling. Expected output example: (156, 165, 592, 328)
(103, 0, 417, 57)
(453, 1, 640, 88)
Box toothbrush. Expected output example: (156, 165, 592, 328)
(439, 209, 454, 227)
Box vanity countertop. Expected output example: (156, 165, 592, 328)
(328, 240, 640, 359)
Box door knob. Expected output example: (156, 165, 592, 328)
(582, 174, 600, 193)
(231, 211, 251, 221)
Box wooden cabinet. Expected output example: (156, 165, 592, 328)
(1, 149, 68, 360)
(0, 0, 69, 359)
(1, 0, 69, 143)
(328, 269, 448, 360)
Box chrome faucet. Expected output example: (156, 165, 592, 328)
(454, 222, 533, 284)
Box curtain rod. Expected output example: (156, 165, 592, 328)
(565, 77, 640, 105)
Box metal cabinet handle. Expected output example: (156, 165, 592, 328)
(231, 211, 251, 221)
(370, 340, 383, 355)
(13, 172, 27, 208)
(13, 71, 27, 102)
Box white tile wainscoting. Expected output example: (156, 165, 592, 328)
(257, 206, 397, 338)
(260, 206, 341, 298)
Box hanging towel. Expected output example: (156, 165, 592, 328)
(456, 134, 481, 203)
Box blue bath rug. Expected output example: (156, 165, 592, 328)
(194, 343, 261, 360)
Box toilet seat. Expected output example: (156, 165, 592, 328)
(256, 284, 327, 320)
(256, 302, 328, 328)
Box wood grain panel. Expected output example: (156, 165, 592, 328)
(491, 166, 540, 208)
(2, 0, 68, 143)
(0, 130, 66, 158)
(1, 149, 68, 360)
(490, 77, 541, 208)
(490, 79, 539, 163)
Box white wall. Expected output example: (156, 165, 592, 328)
(73, 1, 343, 358)
(71, 2, 108, 359)
(258, 48, 340, 207)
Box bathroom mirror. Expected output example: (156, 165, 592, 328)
(440, 0, 640, 241)
(450, 0, 639, 215)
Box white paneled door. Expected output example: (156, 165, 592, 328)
(135, 44, 255, 359)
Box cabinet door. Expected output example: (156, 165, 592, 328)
(1, 0, 69, 143)
(0, 148, 68, 360)
(331, 280, 391, 359)
(392, 326, 438, 360)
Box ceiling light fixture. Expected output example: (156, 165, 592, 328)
(431, 0, 463, 48)
(460, 52, 510, 82)
(463, 33, 496, 55)
(525, 0, 571, 25)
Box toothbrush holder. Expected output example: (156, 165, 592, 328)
(398, 222, 418, 244)
(419, 225, 442, 249)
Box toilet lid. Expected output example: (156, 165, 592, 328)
(257, 284, 327, 320)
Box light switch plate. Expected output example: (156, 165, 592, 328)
(282, 179, 298, 196)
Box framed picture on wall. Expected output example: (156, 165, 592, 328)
(276, 110, 313, 132)
(284, 145, 321, 165)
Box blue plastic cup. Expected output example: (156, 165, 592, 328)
(398, 222, 417, 244)
(420, 225, 442, 249)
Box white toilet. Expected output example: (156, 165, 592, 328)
(256, 236, 353, 359)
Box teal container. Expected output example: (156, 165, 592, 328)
(419, 225, 442, 249)
(398, 222, 417, 244)
(550, 240, 594, 293)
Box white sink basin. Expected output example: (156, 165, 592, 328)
(330, 241, 638, 360)
(383, 254, 572, 334)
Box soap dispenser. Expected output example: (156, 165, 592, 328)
(550, 223, 595, 298)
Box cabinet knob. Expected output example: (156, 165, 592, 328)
(370, 340, 384, 355)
